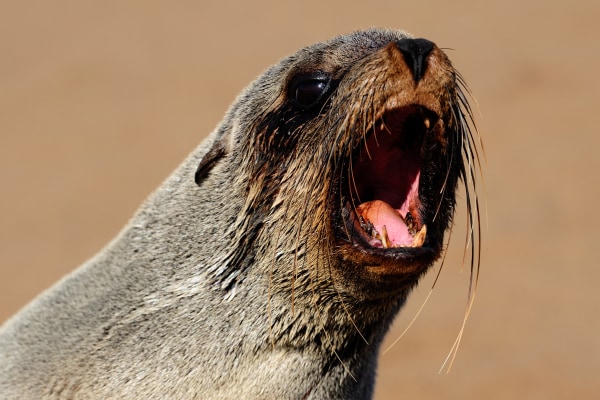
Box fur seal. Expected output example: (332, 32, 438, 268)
(0, 28, 481, 399)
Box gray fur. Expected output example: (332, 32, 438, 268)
(0, 28, 475, 399)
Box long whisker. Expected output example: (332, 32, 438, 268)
(438, 75, 484, 372)
(383, 221, 455, 354)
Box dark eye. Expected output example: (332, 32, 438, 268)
(294, 80, 328, 108)
(289, 73, 332, 110)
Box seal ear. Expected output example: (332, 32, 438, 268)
(195, 139, 227, 186)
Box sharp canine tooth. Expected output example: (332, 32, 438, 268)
(412, 225, 427, 247)
(381, 225, 390, 249)
(424, 118, 431, 129)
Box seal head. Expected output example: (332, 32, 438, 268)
(0, 28, 480, 400)
(196, 29, 477, 306)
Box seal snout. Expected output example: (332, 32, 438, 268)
(395, 38, 434, 83)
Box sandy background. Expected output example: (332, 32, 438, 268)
(1, 1, 599, 398)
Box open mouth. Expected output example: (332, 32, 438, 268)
(344, 105, 437, 252)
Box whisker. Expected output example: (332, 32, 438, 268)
(384, 222, 455, 353)
(433, 73, 484, 372)
(321, 226, 359, 382)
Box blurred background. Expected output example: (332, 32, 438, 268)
(1, 1, 598, 398)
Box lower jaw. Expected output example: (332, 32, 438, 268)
(338, 205, 438, 272)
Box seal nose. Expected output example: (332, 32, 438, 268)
(395, 38, 434, 83)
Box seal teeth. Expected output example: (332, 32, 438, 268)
(412, 224, 427, 247)
(356, 204, 426, 249)
(381, 225, 390, 249)
(424, 117, 431, 129)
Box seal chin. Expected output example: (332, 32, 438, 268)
(335, 105, 443, 278)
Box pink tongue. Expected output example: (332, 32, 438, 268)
(356, 200, 413, 247)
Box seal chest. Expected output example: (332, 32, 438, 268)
(0, 29, 480, 400)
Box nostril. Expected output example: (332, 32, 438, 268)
(395, 38, 435, 83)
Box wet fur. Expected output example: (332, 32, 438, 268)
(0, 28, 480, 399)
